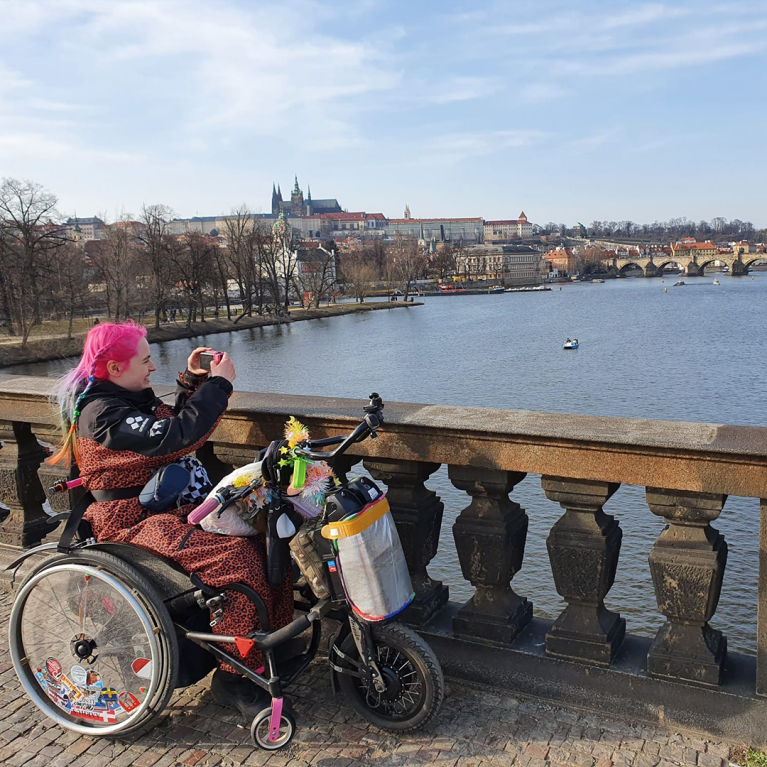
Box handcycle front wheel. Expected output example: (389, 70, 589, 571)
(336, 622, 444, 732)
(8, 550, 179, 737)
(250, 706, 296, 750)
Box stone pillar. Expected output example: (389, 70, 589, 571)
(646, 488, 728, 686)
(0, 421, 50, 547)
(448, 466, 531, 643)
(364, 459, 448, 624)
(542, 477, 625, 665)
(758, 498, 767, 697)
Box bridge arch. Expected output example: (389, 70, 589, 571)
(744, 256, 767, 270)
(654, 260, 686, 273)
(618, 261, 644, 276)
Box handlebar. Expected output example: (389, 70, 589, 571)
(187, 393, 384, 527)
(293, 410, 383, 463)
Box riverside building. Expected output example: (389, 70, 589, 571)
(458, 245, 546, 286)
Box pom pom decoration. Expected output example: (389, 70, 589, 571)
(285, 417, 309, 449)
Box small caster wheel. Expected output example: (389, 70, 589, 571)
(250, 706, 296, 750)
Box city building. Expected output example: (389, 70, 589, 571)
(483, 212, 533, 242)
(385, 217, 484, 245)
(544, 246, 578, 277)
(732, 241, 753, 257)
(670, 240, 717, 260)
(457, 245, 546, 285)
(65, 216, 105, 245)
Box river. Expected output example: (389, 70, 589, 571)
(9, 273, 767, 654)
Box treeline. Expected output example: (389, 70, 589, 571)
(0, 178, 449, 348)
(539, 217, 765, 241)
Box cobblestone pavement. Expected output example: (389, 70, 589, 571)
(0, 593, 743, 767)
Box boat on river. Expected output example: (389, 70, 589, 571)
(563, 339, 579, 350)
(505, 285, 551, 293)
(674, 280, 685, 286)
(592, 279, 605, 284)
(488, 285, 505, 294)
(713, 279, 720, 285)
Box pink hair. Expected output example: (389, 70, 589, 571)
(49, 320, 147, 465)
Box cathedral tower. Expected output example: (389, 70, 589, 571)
(291, 175, 304, 216)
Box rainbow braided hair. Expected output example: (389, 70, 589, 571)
(48, 320, 147, 467)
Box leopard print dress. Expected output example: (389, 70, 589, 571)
(76, 373, 294, 672)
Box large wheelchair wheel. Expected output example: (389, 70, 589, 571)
(8, 549, 179, 737)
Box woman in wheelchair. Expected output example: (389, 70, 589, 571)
(48, 320, 296, 719)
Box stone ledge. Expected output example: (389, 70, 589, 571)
(2, 374, 767, 496)
(420, 607, 767, 749)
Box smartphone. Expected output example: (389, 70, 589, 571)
(199, 351, 222, 371)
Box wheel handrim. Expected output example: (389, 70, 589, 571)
(9, 564, 162, 734)
(355, 642, 425, 720)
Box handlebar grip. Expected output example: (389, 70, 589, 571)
(187, 496, 220, 525)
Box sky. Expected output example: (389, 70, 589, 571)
(0, 0, 766, 226)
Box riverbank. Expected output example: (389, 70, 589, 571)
(0, 301, 420, 368)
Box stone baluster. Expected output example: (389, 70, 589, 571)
(0, 420, 50, 547)
(541, 477, 625, 665)
(448, 466, 531, 643)
(646, 488, 728, 687)
(364, 459, 448, 624)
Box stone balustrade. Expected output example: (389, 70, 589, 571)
(0, 374, 766, 744)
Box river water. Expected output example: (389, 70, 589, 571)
(10, 273, 767, 654)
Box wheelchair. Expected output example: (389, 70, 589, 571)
(7, 396, 444, 750)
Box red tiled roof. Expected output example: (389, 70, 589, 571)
(365, 213, 386, 220)
(672, 241, 716, 250)
(388, 217, 482, 224)
(485, 220, 522, 226)
(321, 212, 365, 220)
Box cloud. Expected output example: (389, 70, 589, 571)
(518, 82, 566, 103)
(425, 129, 551, 162)
(0, 133, 143, 162)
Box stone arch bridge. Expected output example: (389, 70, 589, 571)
(612, 252, 766, 277)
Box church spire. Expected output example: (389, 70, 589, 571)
(293, 175, 300, 195)
(307, 185, 311, 201)
(404, 204, 411, 219)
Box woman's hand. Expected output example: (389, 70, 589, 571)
(187, 347, 215, 376)
(210, 352, 236, 384)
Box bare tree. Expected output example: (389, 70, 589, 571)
(88, 220, 142, 320)
(340, 250, 377, 303)
(387, 233, 425, 301)
(171, 232, 216, 327)
(55, 242, 89, 338)
(295, 245, 336, 308)
(138, 204, 175, 328)
(0, 178, 67, 345)
(262, 219, 300, 313)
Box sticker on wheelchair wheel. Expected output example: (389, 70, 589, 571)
(131, 658, 152, 679)
(70, 665, 88, 687)
(35, 658, 137, 722)
(119, 692, 140, 713)
(45, 657, 62, 682)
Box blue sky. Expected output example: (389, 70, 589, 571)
(0, 0, 765, 226)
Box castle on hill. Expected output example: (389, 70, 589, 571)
(271, 176, 343, 217)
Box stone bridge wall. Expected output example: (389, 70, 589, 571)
(0, 374, 765, 744)
(613, 253, 766, 276)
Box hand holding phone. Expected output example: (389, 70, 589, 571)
(198, 351, 222, 371)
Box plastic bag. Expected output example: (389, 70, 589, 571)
(199, 499, 258, 537)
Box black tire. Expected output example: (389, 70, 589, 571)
(9, 550, 179, 737)
(337, 622, 443, 732)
